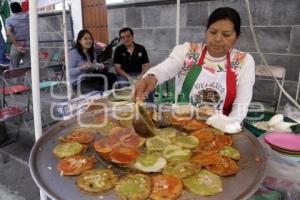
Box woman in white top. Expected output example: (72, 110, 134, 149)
(133, 7, 255, 123)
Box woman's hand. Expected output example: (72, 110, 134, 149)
(80, 62, 93, 71)
(133, 74, 157, 102)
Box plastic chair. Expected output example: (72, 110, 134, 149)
(38, 64, 65, 128)
(0, 107, 31, 146)
(39, 50, 50, 67)
(0, 67, 31, 110)
(252, 64, 286, 113)
(39, 48, 64, 67)
(0, 66, 8, 74)
(48, 64, 65, 81)
(48, 49, 64, 66)
(296, 70, 300, 102)
(0, 67, 32, 143)
(39, 64, 65, 91)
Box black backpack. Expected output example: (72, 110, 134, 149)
(96, 37, 120, 63)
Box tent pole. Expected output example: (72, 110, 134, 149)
(176, 0, 180, 45)
(174, 0, 180, 104)
(63, 0, 71, 101)
(29, 1, 46, 200)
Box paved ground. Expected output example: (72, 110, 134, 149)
(0, 89, 61, 200)
(0, 121, 41, 200)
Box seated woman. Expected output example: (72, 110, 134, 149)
(133, 7, 255, 123)
(69, 29, 116, 95)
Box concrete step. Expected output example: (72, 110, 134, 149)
(0, 83, 66, 200)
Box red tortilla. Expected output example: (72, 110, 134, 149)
(94, 137, 120, 161)
(121, 134, 145, 148)
(110, 146, 140, 164)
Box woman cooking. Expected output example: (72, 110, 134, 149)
(133, 7, 255, 123)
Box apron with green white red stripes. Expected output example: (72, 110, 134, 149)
(177, 46, 237, 116)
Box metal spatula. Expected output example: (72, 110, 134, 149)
(132, 105, 156, 138)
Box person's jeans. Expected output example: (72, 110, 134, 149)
(116, 72, 139, 89)
(72, 71, 117, 96)
(10, 41, 30, 68)
(116, 76, 131, 89)
(0, 34, 9, 65)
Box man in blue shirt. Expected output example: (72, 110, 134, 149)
(5, 2, 29, 68)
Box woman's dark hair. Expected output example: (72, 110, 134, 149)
(119, 27, 134, 38)
(74, 29, 95, 61)
(207, 7, 241, 37)
(10, 2, 22, 13)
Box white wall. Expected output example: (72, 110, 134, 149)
(107, 0, 126, 4)
(55, 0, 83, 41)
(69, 0, 83, 40)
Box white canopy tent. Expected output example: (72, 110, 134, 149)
(28, 1, 300, 199)
(37, 0, 62, 8)
(30, 0, 70, 199)
(29, 0, 181, 199)
(30, 0, 71, 140)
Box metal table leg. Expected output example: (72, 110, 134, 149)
(0, 122, 8, 144)
(0, 121, 17, 148)
(296, 70, 300, 102)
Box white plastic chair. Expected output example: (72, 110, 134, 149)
(253, 64, 286, 113)
(296, 70, 300, 102)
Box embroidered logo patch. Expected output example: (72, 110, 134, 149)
(191, 82, 225, 107)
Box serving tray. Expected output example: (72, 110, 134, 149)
(29, 107, 267, 200)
